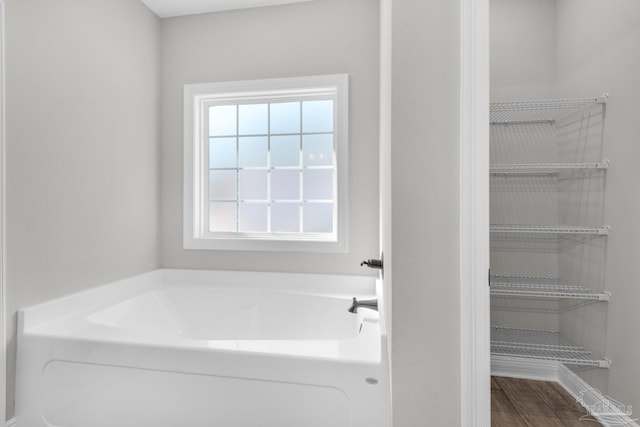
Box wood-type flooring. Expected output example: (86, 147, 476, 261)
(491, 376, 603, 427)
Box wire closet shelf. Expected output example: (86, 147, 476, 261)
(490, 224, 610, 235)
(490, 161, 609, 175)
(491, 327, 611, 368)
(490, 275, 610, 301)
(490, 95, 608, 124)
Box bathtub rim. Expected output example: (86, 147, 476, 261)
(17, 268, 386, 363)
(20, 268, 382, 331)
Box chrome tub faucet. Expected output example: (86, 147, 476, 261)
(348, 297, 378, 313)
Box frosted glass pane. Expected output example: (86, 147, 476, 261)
(239, 170, 268, 200)
(239, 203, 268, 232)
(239, 137, 268, 167)
(303, 203, 333, 233)
(239, 104, 268, 135)
(303, 134, 333, 166)
(303, 169, 333, 200)
(270, 102, 300, 134)
(271, 170, 300, 200)
(209, 105, 237, 137)
(209, 202, 237, 232)
(302, 100, 333, 133)
(209, 170, 237, 200)
(271, 135, 300, 167)
(209, 138, 237, 168)
(271, 203, 300, 233)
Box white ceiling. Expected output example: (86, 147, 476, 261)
(141, 0, 316, 18)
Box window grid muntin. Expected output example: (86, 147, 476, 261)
(205, 96, 336, 235)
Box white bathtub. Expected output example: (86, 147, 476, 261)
(16, 269, 390, 427)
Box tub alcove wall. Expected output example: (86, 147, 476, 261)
(5, 0, 161, 419)
(5, 0, 465, 425)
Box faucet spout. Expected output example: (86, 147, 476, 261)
(348, 297, 378, 313)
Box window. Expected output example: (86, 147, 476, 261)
(184, 74, 348, 252)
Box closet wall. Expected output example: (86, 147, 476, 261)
(555, 0, 640, 409)
(491, 0, 556, 101)
(490, 0, 561, 332)
(492, 0, 640, 414)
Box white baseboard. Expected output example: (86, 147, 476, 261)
(6, 417, 15, 427)
(557, 364, 639, 427)
(492, 357, 639, 427)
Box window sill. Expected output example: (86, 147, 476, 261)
(183, 234, 347, 253)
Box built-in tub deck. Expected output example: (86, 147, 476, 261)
(16, 269, 390, 427)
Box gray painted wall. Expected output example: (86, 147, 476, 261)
(5, 0, 161, 417)
(490, 0, 557, 102)
(159, 0, 381, 276)
(391, 0, 461, 425)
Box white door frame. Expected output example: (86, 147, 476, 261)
(0, 0, 6, 423)
(459, 0, 490, 425)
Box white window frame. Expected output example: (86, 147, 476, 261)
(183, 74, 349, 252)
